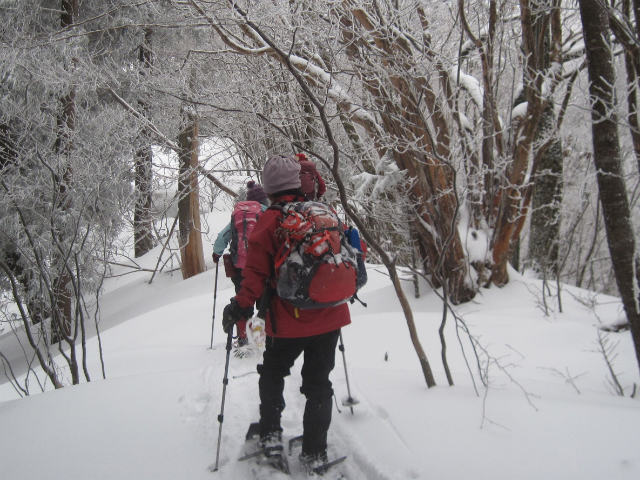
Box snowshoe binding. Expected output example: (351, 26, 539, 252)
(239, 423, 290, 474)
(299, 451, 347, 477)
(259, 432, 289, 474)
(289, 435, 347, 477)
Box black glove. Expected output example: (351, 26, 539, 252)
(212, 253, 221, 263)
(222, 298, 254, 334)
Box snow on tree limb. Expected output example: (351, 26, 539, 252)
(450, 67, 484, 109)
(188, 0, 273, 56)
(186, 0, 382, 137)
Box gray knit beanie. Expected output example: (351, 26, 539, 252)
(262, 154, 301, 194)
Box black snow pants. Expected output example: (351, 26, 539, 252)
(257, 329, 340, 456)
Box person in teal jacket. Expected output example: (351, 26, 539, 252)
(212, 181, 269, 348)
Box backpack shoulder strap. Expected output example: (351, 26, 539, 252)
(267, 203, 285, 213)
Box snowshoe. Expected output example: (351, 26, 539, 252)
(259, 431, 288, 473)
(262, 447, 289, 474)
(233, 337, 252, 358)
(299, 451, 347, 477)
(238, 423, 290, 474)
(299, 451, 328, 476)
(233, 346, 252, 358)
(289, 434, 347, 477)
(245, 421, 261, 441)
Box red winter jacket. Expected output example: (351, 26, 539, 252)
(234, 194, 351, 338)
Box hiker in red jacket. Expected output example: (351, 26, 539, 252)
(295, 153, 326, 201)
(221, 154, 350, 473)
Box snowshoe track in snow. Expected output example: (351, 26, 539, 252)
(207, 340, 405, 480)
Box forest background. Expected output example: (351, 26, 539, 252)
(2, 0, 640, 394)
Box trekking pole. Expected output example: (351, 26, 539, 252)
(338, 330, 359, 414)
(210, 261, 220, 349)
(213, 330, 234, 472)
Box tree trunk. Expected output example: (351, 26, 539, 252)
(1, 126, 51, 325)
(526, 2, 563, 275)
(528, 107, 563, 274)
(490, 0, 549, 285)
(134, 145, 154, 257)
(490, 118, 539, 285)
(134, 28, 155, 258)
(341, 7, 475, 304)
(51, 0, 79, 341)
(389, 265, 436, 387)
(625, 0, 640, 175)
(579, 0, 640, 376)
(177, 109, 205, 279)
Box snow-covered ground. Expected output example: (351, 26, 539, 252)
(1, 206, 639, 480)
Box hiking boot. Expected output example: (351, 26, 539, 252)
(299, 451, 329, 476)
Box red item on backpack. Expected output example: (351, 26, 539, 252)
(296, 154, 326, 201)
(273, 201, 359, 309)
(222, 253, 238, 279)
(230, 201, 263, 270)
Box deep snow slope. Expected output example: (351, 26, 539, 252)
(1, 234, 640, 480)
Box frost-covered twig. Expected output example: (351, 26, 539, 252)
(0, 351, 28, 397)
(149, 214, 179, 285)
(538, 367, 585, 395)
(433, 280, 539, 410)
(595, 329, 625, 396)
